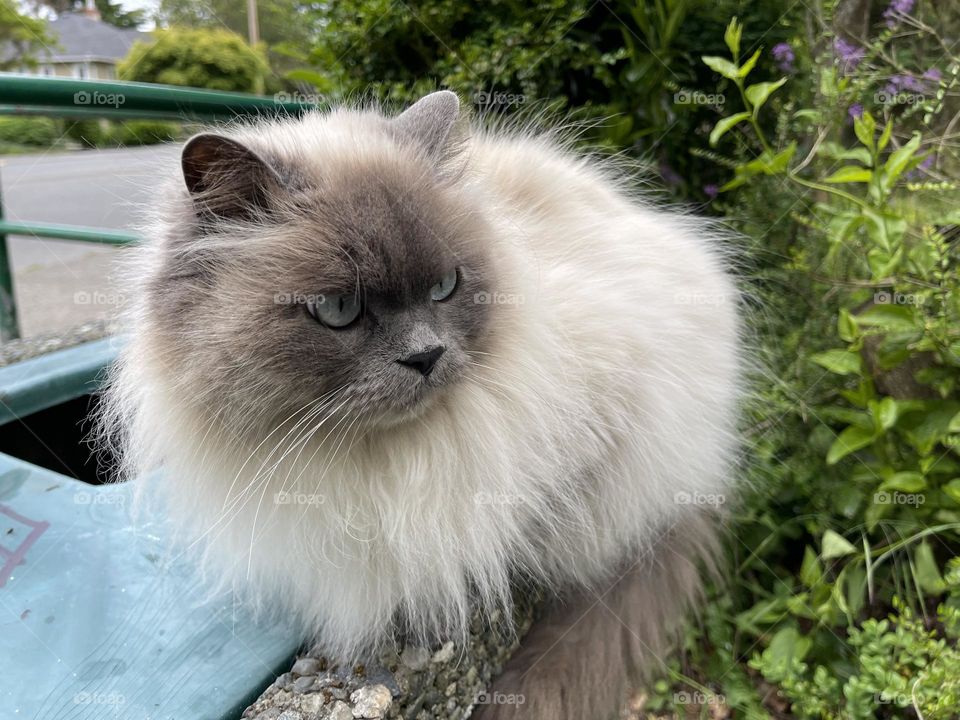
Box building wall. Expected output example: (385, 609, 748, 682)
(33, 61, 117, 80)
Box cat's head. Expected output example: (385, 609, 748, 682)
(145, 92, 498, 432)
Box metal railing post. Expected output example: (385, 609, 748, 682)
(0, 169, 19, 341)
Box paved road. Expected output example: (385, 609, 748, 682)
(0, 144, 180, 337)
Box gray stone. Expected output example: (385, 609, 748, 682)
(431, 642, 455, 664)
(292, 657, 323, 677)
(292, 675, 316, 693)
(327, 701, 353, 720)
(349, 684, 392, 719)
(300, 695, 323, 714)
(400, 645, 431, 671)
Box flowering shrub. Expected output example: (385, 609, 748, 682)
(645, 4, 960, 717)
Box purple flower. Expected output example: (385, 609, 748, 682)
(888, 73, 924, 92)
(848, 103, 864, 120)
(703, 184, 719, 199)
(772, 42, 795, 73)
(923, 68, 942, 84)
(834, 37, 865, 73)
(883, 0, 915, 27)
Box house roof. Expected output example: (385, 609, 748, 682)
(42, 13, 148, 64)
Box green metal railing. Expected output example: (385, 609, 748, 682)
(0, 76, 319, 341)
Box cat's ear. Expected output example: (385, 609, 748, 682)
(393, 90, 460, 157)
(181, 133, 283, 219)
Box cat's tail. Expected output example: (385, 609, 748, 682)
(471, 511, 721, 720)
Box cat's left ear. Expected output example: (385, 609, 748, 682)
(181, 133, 284, 219)
(392, 90, 460, 157)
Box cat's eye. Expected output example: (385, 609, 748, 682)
(307, 294, 362, 328)
(430, 268, 459, 302)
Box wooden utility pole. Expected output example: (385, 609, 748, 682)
(247, 0, 260, 45)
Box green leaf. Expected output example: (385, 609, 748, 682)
(756, 626, 811, 682)
(827, 425, 877, 464)
(709, 111, 751, 147)
(800, 546, 824, 588)
(914, 541, 943, 594)
(828, 212, 864, 245)
(793, 109, 821, 122)
(862, 210, 907, 252)
(767, 142, 797, 172)
(702, 55, 740, 80)
(870, 397, 900, 430)
(856, 304, 915, 332)
(745, 78, 787, 113)
(723, 17, 742, 56)
(854, 111, 876, 150)
(880, 132, 922, 193)
(899, 402, 960, 455)
(824, 166, 873, 183)
(820, 141, 872, 166)
(811, 349, 861, 375)
(877, 122, 893, 152)
(822, 529, 858, 559)
(738, 49, 762, 78)
(942, 478, 960, 504)
(844, 563, 868, 618)
(838, 309, 858, 342)
(878, 471, 926, 492)
(948, 410, 960, 433)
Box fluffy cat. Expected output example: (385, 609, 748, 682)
(99, 91, 742, 719)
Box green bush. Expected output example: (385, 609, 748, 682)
(63, 119, 107, 149)
(642, 8, 960, 718)
(118, 27, 269, 94)
(292, 0, 799, 193)
(109, 120, 181, 146)
(0, 116, 59, 147)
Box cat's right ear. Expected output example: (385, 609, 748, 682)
(181, 133, 283, 219)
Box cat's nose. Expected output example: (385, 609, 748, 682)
(397, 345, 445, 377)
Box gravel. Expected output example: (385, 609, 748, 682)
(242, 597, 540, 720)
(0, 319, 118, 366)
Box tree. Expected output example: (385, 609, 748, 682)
(156, 0, 323, 74)
(93, 0, 145, 29)
(0, 0, 54, 71)
(118, 27, 269, 94)
(34, 1, 146, 29)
